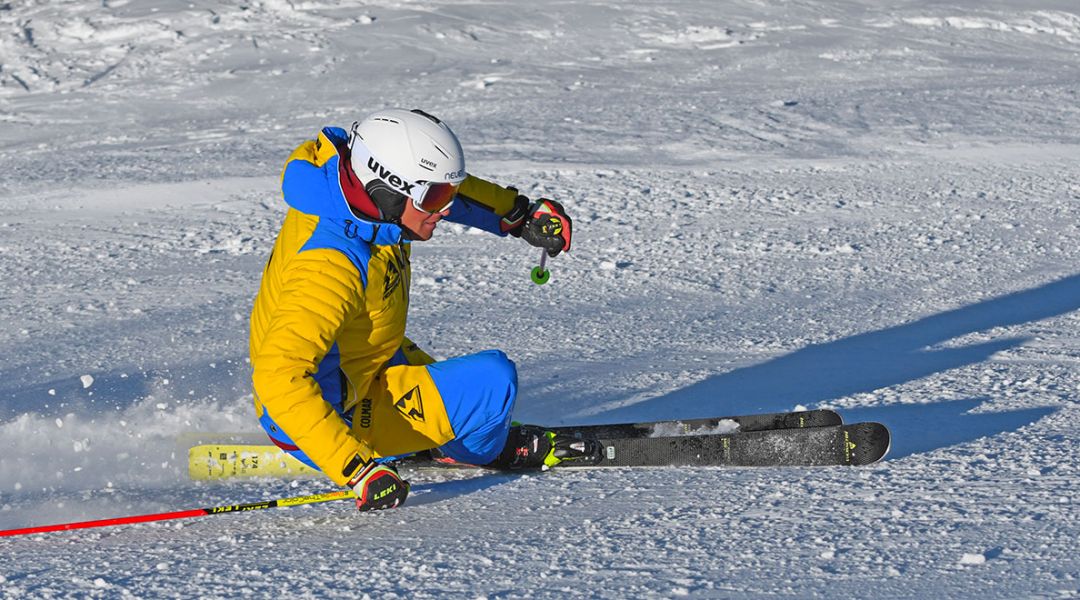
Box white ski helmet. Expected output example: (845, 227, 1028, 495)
(348, 108, 466, 221)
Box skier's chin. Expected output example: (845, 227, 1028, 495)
(403, 222, 436, 241)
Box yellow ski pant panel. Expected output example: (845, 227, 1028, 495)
(356, 364, 457, 459)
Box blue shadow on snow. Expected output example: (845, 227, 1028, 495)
(842, 399, 1055, 459)
(587, 273, 1079, 457)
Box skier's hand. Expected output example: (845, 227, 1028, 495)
(348, 461, 409, 511)
(503, 196, 573, 257)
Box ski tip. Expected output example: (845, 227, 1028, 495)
(845, 422, 891, 465)
(808, 409, 844, 427)
(770, 408, 843, 429)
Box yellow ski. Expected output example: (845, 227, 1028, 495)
(188, 444, 320, 480)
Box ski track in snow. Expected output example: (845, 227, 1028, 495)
(1, 0, 1079, 597)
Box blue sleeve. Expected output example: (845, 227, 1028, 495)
(445, 196, 508, 236)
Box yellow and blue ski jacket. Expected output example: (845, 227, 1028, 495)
(250, 126, 519, 485)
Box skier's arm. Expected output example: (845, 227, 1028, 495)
(448, 174, 573, 255)
(445, 175, 520, 233)
(251, 249, 373, 487)
(399, 336, 436, 366)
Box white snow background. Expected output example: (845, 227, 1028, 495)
(1, 0, 1079, 597)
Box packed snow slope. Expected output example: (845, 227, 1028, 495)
(1, 0, 1079, 597)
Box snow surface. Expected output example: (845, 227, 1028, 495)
(1, 0, 1079, 597)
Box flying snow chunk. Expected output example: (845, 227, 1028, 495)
(80, 374, 94, 389)
(959, 553, 987, 565)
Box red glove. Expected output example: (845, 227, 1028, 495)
(504, 195, 572, 257)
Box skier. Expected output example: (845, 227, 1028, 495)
(249, 109, 580, 511)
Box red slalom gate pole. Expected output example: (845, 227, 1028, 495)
(0, 490, 356, 538)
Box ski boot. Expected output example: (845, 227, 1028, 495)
(487, 424, 604, 470)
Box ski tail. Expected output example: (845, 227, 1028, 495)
(188, 444, 320, 480)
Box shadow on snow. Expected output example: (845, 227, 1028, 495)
(585, 273, 1080, 458)
(406, 472, 522, 507)
(0, 357, 251, 420)
(842, 399, 1055, 460)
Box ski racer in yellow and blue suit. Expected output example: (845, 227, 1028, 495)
(250, 109, 574, 511)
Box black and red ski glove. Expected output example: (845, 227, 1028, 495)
(502, 195, 573, 257)
(348, 460, 410, 512)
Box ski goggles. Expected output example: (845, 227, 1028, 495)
(411, 180, 460, 214)
(349, 126, 461, 215)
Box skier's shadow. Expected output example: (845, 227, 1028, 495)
(585, 273, 1080, 457)
(841, 399, 1053, 459)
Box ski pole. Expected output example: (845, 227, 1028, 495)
(0, 489, 355, 538)
(530, 248, 550, 285)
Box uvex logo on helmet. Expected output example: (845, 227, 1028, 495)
(366, 157, 416, 195)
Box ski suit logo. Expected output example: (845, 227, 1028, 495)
(395, 386, 425, 422)
(358, 398, 374, 429)
(383, 252, 407, 301)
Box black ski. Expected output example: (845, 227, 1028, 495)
(582, 422, 890, 467)
(415, 421, 890, 469)
(546, 408, 842, 439)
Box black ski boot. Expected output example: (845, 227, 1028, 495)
(487, 424, 604, 470)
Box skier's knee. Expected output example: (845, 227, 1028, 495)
(479, 350, 517, 393)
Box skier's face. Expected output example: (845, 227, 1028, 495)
(400, 200, 449, 241)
